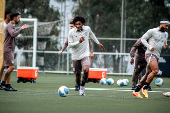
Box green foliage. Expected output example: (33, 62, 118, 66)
(74, 0, 121, 37)
(5, 0, 60, 22)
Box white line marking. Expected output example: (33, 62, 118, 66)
(68, 88, 165, 92)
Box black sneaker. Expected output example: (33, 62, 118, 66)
(1, 84, 6, 90)
(4, 84, 17, 91)
(131, 85, 136, 90)
(148, 85, 152, 91)
(75, 84, 79, 91)
(0, 85, 3, 90)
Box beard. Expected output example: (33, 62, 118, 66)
(15, 20, 20, 24)
(160, 26, 166, 32)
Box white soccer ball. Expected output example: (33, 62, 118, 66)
(155, 78, 164, 87)
(58, 86, 69, 97)
(117, 79, 124, 86)
(100, 78, 107, 85)
(107, 78, 114, 85)
(123, 79, 129, 86)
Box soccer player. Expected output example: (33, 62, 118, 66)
(0, 11, 11, 90)
(1, 12, 27, 91)
(58, 21, 94, 91)
(130, 38, 151, 91)
(68, 16, 104, 96)
(132, 18, 169, 98)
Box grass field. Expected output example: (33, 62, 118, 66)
(0, 72, 170, 113)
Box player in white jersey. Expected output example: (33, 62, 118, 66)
(0, 11, 11, 90)
(68, 16, 104, 96)
(133, 18, 169, 98)
(58, 21, 94, 91)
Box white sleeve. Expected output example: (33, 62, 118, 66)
(165, 33, 168, 44)
(141, 29, 153, 50)
(68, 30, 79, 47)
(89, 27, 100, 44)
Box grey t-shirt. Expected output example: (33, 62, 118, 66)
(4, 21, 22, 53)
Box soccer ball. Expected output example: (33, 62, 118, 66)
(155, 78, 164, 87)
(100, 78, 107, 85)
(123, 79, 129, 86)
(117, 79, 124, 86)
(107, 78, 114, 85)
(58, 86, 69, 97)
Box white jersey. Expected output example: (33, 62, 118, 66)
(68, 26, 100, 60)
(141, 27, 168, 58)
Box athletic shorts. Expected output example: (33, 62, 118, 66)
(72, 56, 90, 74)
(4, 51, 15, 67)
(145, 54, 159, 64)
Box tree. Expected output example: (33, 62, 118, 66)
(126, 0, 170, 54)
(5, 0, 61, 69)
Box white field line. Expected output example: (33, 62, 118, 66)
(68, 88, 167, 92)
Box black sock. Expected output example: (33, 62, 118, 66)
(135, 85, 142, 92)
(143, 82, 150, 89)
(1, 81, 6, 86)
(81, 79, 86, 86)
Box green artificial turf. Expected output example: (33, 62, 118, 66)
(0, 72, 170, 113)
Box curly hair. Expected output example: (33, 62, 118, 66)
(73, 16, 85, 25)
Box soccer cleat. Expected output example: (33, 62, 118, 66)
(1, 84, 6, 90)
(4, 84, 17, 91)
(141, 88, 148, 98)
(132, 91, 143, 98)
(0, 84, 4, 90)
(163, 92, 170, 97)
(79, 86, 86, 96)
(75, 84, 79, 91)
(148, 85, 152, 91)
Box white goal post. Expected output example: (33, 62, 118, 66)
(19, 18, 37, 68)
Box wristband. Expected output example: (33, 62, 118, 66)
(131, 57, 134, 60)
(91, 50, 93, 52)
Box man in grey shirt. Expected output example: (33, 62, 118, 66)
(1, 12, 27, 91)
(133, 18, 169, 98)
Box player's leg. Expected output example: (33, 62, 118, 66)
(131, 58, 138, 89)
(141, 54, 158, 98)
(75, 74, 80, 91)
(2, 66, 16, 91)
(73, 60, 82, 94)
(0, 62, 5, 90)
(79, 57, 90, 96)
(72, 61, 79, 91)
(132, 60, 145, 90)
(2, 52, 17, 91)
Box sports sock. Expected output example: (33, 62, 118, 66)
(143, 82, 150, 89)
(135, 85, 142, 92)
(1, 81, 6, 86)
(81, 79, 86, 86)
(6, 84, 10, 87)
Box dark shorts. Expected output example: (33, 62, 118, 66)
(4, 52, 15, 67)
(145, 54, 159, 64)
(72, 56, 90, 74)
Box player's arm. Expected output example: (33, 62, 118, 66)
(59, 38, 68, 56)
(130, 38, 141, 64)
(141, 29, 155, 51)
(89, 27, 105, 50)
(8, 24, 27, 37)
(164, 33, 168, 49)
(89, 39, 94, 59)
(68, 31, 82, 47)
